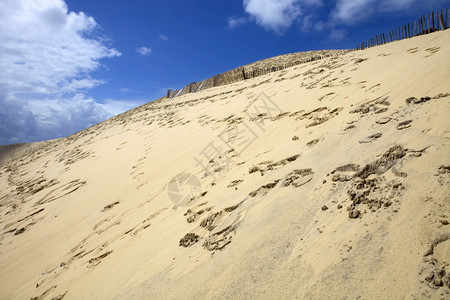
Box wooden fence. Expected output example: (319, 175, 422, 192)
(166, 50, 351, 99)
(356, 8, 449, 50)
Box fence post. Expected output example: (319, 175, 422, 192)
(432, 12, 435, 30)
(437, 11, 439, 29)
(439, 11, 445, 30)
(445, 8, 450, 29)
(424, 15, 427, 32)
(420, 17, 423, 34)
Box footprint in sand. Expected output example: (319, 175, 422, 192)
(318, 92, 336, 101)
(282, 169, 314, 187)
(376, 117, 391, 125)
(407, 47, 419, 54)
(306, 138, 320, 146)
(424, 47, 440, 58)
(359, 133, 382, 144)
(397, 120, 413, 130)
(88, 250, 113, 268)
(368, 83, 381, 92)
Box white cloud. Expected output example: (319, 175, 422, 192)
(243, 0, 302, 34)
(100, 99, 146, 116)
(227, 16, 248, 30)
(314, 20, 326, 31)
(0, 0, 121, 97)
(299, 15, 313, 32)
(137, 46, 152, 56)
(332, 0, 375, 24)
(0, 0, 123, 145)
(329, 28, 347, 41)
(159, 34, 169, 41)
(240, 0, 443, 34)
(0, 95, 145, 145)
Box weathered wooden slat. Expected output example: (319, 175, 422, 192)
(445, 8, 450, 29)
(432, 12, 435, 30)
(422, 16, 426, 33)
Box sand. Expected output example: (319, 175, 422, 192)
(0, 30, 449, 299)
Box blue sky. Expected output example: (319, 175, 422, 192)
(1, 0, 449, 145)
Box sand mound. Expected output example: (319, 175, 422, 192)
(0, 30, 449, 299)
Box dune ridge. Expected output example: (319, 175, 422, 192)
(167, 49, 352, 98)
(0, 30, 449, 299)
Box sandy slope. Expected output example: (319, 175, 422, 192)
(0, 140, 58, 167)
(0, 30, 449, 300)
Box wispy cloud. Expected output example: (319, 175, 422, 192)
(100, 99, 146, 116)
(332, 0, 375, 24)
(240, 0, 445, 35)
(329, 28, 347, 41)
(227, 16, 248, 30)
(137, 46, 152, 56)
(332, 0, 445, 24)
(159, 34, 169, 41)
(0, 0, 123, 145)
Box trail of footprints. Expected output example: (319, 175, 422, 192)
(1, 55, 447, 299)
(177, 92, 450, 264)
(33, 200, 169, 294)
(179, 153, 315, 251)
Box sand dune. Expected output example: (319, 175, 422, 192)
(0, 30, 449, 299)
